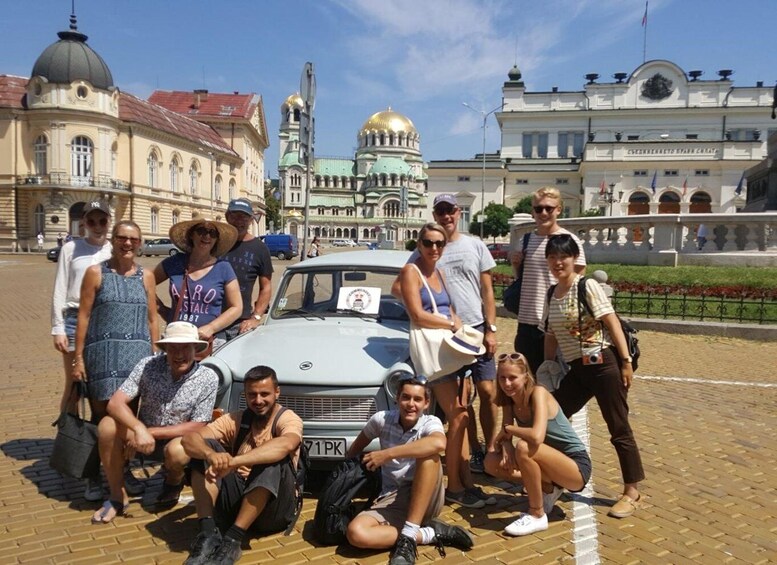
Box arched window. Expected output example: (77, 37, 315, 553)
(71, 136, 93, 181)
(383, 200, 400, 218)
(34, 135, 48, 175)
(110, 143, 117, 179)
(189, 162, 199, 195)
(363, 228, 370, 238)
(229, 179, 236, 201)
(172, 210, 180, 225)
(169, 157, 179, 192)
(148, 151, 159, 188)
(150, 208, 159, 234)
(34, 204, 45, 235)
(214, 175, 222, 201)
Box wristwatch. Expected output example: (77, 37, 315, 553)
(487, 324, 497, 333)
(622, 356, 633, 364)
(252, 313, 262, 321)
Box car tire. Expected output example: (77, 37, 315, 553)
(169, 249, 178, 256)
(277, 251, 287, 260)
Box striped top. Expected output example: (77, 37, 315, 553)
(517, 229, 586, 326)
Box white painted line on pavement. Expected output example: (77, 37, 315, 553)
(636, 375, 777, 388)
(569, 405, 601, 565)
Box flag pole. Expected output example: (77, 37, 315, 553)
(642, 1, 648, 63)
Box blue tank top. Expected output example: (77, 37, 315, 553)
(419, 270, 452, 317)
(515, 401, 587, 455)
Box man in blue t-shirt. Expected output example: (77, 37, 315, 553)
(222, 198, 273, 340)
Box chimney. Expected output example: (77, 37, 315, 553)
(193, 89, 209, 108)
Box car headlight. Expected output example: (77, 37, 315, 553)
(384, 368, 416, 402)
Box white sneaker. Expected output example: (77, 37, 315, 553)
(504, 512, 548, 536)
(83, 477, 103, 502)
(543, 486, 564, 515)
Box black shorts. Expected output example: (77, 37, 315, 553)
(566, 450, 592, 492)
(190, 439, 297, 534)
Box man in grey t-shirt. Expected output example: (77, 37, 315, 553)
(91, 322, 218, 524)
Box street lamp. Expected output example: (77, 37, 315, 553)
(599, 182, 623, 216)
(463, 101, 505, 239)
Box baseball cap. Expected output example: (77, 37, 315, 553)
(433, 194, 458, 209)
(226, 198, 253, 216)
(82, 200, 111, 217)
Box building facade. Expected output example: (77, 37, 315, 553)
(428, 60, 775, 228)
(0, 16, 268, 251)
(277, 94, 427, 244)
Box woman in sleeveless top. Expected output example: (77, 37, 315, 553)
(485, 352, 591, 537)
(72, 221, 159, 421)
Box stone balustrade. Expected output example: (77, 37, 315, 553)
(509, 212, 777, 266)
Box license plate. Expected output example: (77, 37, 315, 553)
(304, 437, 347, 459)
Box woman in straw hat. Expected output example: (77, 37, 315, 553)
(399, 223, 489, 509)
(153, 218, 241, 351)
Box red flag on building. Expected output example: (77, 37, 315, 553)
(642, 1, 648, 26)
(600, 179, 606, 195)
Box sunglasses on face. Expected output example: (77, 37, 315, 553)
(114, 235, 141, 245)
(86, 217, 108, 227)
(533, 205, 558, 214)
(434, 205, 457, 216)
(194, 226, 219, 238)
(420, 238, 445, 249)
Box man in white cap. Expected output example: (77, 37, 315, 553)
(221, 198, 273, 339)
(91, 322, 219, 524)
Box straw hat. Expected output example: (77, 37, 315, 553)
(444, 325, 486, 356)
(155, 322, 210, 352)
(168, 218, 238, 257)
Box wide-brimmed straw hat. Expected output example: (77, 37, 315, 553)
(168, 218, 238, 257)
(155, 322, 210, 353)
(444, 324, 486, 356)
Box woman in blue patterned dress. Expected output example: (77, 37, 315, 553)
(72, 221, 159, 421)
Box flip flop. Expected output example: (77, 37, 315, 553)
(91, 500, 125, 524)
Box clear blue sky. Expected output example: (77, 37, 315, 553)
(2, 0, 775, 176)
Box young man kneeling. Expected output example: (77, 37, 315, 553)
(346, 375, 475, 565)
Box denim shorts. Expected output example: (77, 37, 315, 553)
(63, 307, 78, 352)
(567, 450, 592, 492)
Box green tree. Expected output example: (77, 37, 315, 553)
(263, 180, 281, 231)
(580, 207, 604, 217)
(513, 195, 534, 215)
(468, 202, 513, 241)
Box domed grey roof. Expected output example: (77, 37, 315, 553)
(31, 15, 113, 90)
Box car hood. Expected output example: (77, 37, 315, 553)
(213, 318, 410, 386)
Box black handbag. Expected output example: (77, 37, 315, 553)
(49, 382, 100, 479)
(503, 234, 531, 315)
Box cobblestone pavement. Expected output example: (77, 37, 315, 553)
(1, 254, 775, 564)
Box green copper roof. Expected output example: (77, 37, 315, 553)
(279, 151, 301, 167)
(368, 157, 412, 176)
(314, 158, 356, 177)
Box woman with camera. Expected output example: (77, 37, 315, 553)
(541, 234, 644, 519)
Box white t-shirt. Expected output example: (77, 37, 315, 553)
(517, 229, 586, 326)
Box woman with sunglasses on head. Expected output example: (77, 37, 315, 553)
(154, 219, 241, 351)
(542, 233, 644, 519)
(400, 223, 487, 509)
(72, 221, 159, 421)
(486, 352, 590, 536)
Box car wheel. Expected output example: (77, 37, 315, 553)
(277, 251, 287, 260)
(169, 249, 178, 256)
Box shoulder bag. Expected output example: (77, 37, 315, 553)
(503, 233, 531, 315)
(49, 381, 100, 480)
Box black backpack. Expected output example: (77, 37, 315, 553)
(503, 233, 531, 315)
(312, 456, 382, 545)
(234, 406, 310, 535)
(546, 276, 640, 371)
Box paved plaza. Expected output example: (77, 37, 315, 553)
(0, 253, 775, 564)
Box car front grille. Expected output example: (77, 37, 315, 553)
(238, 395, 377, 422)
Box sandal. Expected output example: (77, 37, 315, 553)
(152, 481, 184, 509)
(91, 500, 125, 524)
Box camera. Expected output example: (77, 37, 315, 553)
(582, 351, 604, 365)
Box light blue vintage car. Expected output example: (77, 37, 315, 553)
(202, 250, 417, 466)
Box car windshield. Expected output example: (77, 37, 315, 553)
(272, 268, 408, 321)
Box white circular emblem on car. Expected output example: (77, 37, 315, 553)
(299, 361, 313, 370)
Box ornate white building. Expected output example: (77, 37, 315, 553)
(277, 95, 427, 243)
(428, 59, 775, 226)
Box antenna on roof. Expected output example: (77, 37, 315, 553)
(514, 37, 518, 66)
(70, 0, 78, 30)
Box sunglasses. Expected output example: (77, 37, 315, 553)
(114, 235, 141, 245)
(533, 205, 558, 214)
(434, 205, 457, 216)
(497, 352, 526, 364)
(86, 217, 108, 227)
(420, 238, 446, 249)
(193, 226, 219, 238)
(399, 374, 429, 386)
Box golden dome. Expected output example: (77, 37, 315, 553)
(360, 107, 417, 134)
(281, 92, 303, 109)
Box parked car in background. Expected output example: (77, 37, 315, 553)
(261, 233, 299, 260)
(137, 238, 181, 257)
(46, 247, 61, 262)
(331, 239, 357, 247)
(201, 250, 417, 467)
(487, 242, 510, 263)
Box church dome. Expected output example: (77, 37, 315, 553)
(31, 15, 114, 90)
(281, 92, 304, 110)
(360, 107, 417, 134)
